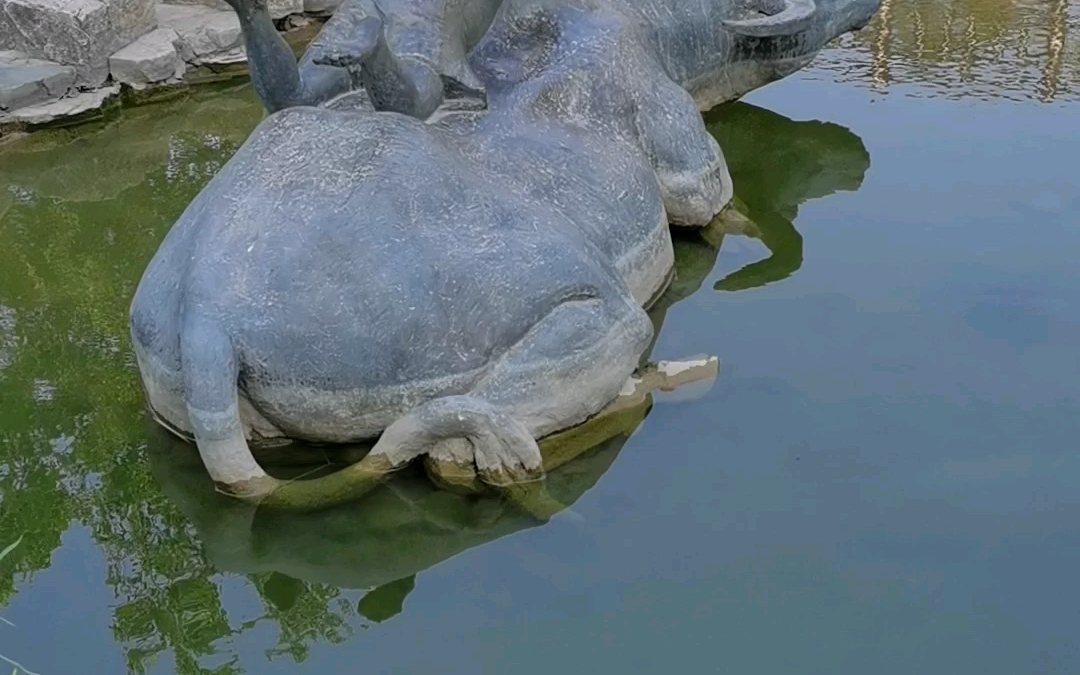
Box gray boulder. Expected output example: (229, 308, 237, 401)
(265, 0, 304, 18)
(164, 0, 303, 19)
(302, 0, 341, 14)
(0, 0, 155, 86)
(1, 84, 119, 125)
(0, 50, 74, 111)
(109, 28, 185, 87)
(156, 3, 245, 65)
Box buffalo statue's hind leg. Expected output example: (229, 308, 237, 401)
(255, 292, 652, 514)
(632, 70, 734, 226)
(244, 295, 717, 517)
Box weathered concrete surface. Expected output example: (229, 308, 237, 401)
(109, 28, 186, 87)
(157, 3, 245, 65)
(0, 0, 156, 86)
(0, 84, 119, 125)
(301, 0, 340, 15)
(266, 0, 304, 19)
(0, 50, 75, 110)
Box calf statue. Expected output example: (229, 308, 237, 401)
(130, 0, 879, 511)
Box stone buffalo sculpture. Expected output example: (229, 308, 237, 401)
(152, 100, 873, 594)
(228, 0, 878, 119)
(130, 0, 879, 510)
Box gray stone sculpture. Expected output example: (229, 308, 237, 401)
(130, 0, 879, 510)
(151, 97, 874, 594)
(227, 0, 878, 118)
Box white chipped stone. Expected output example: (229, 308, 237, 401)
(1, 84, 119, 125)
(156, 3, 245, 65)
(109, 28, 185, 86)
(266, 0, 303, 19)
(0, 50, 75, 110)
(0, 0, 156, 86)
(657, 356, 715, 378)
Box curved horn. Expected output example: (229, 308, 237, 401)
(722, 0, 817, 37)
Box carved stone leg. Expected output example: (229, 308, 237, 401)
(309, 0, 499, 118)
(632, 73, 734, 227)
(422, 355, 720, 520)
(221, 0, 350, 112)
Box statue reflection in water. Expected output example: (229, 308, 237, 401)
(150, 100, 871, 626)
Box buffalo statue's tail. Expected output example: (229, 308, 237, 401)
(179, 314, 280, 499)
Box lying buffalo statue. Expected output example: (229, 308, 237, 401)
(151, 100, 874, 615)
(130, 0, 879, 510)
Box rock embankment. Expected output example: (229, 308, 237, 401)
(1, 0, 331, 132)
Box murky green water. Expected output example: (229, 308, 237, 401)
(2, 1, 1079, 672)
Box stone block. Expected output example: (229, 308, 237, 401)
(157, 3, 245, 65)
(266, 0, 304, 19)
(0, 0, 156, 86)
(0, 84, 118, 125)
(163, 0, 232, 12)
(109, 28, 185, 86)
(302, 0, 340, 15)
(160, 0, 301, 19)
(0, 50, 75, 110)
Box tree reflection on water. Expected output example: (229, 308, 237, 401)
(813, 0, 1078, 101)
(0, 0, 1073, 666)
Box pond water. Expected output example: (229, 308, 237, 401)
(1, 0, 1079, 672)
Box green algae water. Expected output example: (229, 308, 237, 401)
(1, 1, 1079, 672)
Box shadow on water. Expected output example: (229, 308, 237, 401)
(0, 81, 870, 671)
(702, 102, 870, 293)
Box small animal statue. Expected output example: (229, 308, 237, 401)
(229, 0, 878, 117)
(223, 0, 503, 117)
(130, 0, 878, 510)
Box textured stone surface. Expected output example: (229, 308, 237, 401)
(0, 50, 75, 110)
(0, 84, 119, 124)
(162, 0, 233, 12)
(156, 3, 244, 65)
(164, 0, 301, 18)
(266, 0, 304, 19)
(109, 28, 185, 86)
(302, 0, 340, 15)
(0, 0, 156, 86)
